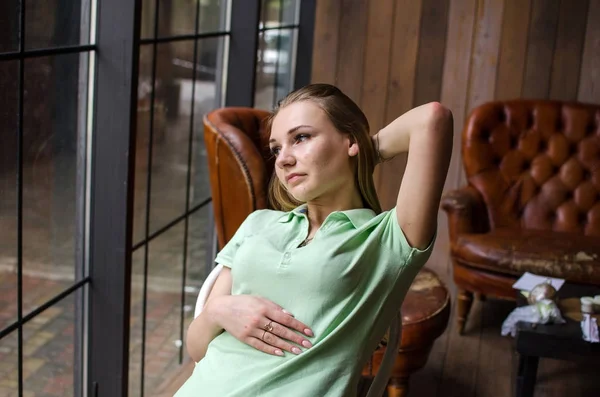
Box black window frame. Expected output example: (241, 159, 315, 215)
(0, 0, 315, 396)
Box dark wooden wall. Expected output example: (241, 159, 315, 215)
(311, 0, 600, 278)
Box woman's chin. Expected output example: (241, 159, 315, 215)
(289, 192, 309, 203)
(287, 187, 313, 203)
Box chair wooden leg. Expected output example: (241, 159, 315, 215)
(457, 289, 474, 335)
(387, 377, 409, 397)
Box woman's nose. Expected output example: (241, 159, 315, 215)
(275, 146, 295, 168)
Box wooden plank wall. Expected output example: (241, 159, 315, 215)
(311, 0, 600, 282)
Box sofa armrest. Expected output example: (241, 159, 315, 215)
(441, 186, 489, 242)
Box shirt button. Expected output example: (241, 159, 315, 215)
(284, 252, 291, 259)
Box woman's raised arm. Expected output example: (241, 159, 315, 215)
(373, 102, 453, 250)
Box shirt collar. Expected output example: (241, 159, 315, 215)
(342, 208, 377, 228)
(277, 204, 376, 229)
(276, 204, 308, 223)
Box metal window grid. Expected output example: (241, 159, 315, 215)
(0, 0, 315, 396)
(0, 1, 95, 396)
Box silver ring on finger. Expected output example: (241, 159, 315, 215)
(261, 329, 269, 342)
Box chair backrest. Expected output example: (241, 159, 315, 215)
(203, 107, 274, 250)
(462, 100, 600, 235)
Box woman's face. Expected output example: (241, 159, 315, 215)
(269, 101, 359, 203)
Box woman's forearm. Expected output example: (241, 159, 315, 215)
(374, 102, 450, 161)
(186, 300, 224, 362)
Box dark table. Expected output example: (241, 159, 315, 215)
(515, 283, 600, 397)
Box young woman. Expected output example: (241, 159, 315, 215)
(175, 84, 453, 396)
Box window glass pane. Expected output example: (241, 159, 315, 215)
(2, 276, 72, 334)
(129, 248, 144, 397)
(140, 0, 157, 40)
(0, 2, 19, 52)
(281, 0, 300, 25)
(0, 332, 18, 396)
(159, 0, 197, 38)
(0, 274, 17, 331)
(0, 277, 82, 395)
(186, 206, 212, 299)
(133, 45, 152, 246)
(141, 0, 228, 40)
(190, 36, 225, 208)
(23, 293, 82, 397)
(26, 0, 91, 49)
(198, 0, 228, 34)
(260, 0, 299, 29)
(273, 28, 296, 105)
(0, 60, 19, 328)
(150, 40, 196, 235)
(145, 223, 185, 396)
(129, 206, 211, 396)
(134, 37, 223, 242)
(162, 0, 229, 37)
(255, 28, 296, 110)
(22, 53, 88, 297)
(255, 30, 275, 110)
(23, 277, 72, 330)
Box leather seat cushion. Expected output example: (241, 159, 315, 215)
(452, 228, 600, 285)
(379, 268, 450, 348)
(401, 268, 449, 325)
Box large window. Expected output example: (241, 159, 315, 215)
(0, 0, 315, 396)
(0, 1, 93, 396)
(129, 1, 228, 395)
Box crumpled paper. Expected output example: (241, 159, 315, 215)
(581, 314, 599, 343)
(501, 299, 565, 337)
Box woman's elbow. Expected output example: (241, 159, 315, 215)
(186, 323, 204, 363)
(427, 102, 453, 131)
(425, 102, 453, 146)
(186, 342, 204, 363)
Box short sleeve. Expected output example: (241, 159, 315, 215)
(214, 211, 259, 269)
(376, 207, 436, 271)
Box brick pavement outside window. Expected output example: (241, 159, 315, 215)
(0, 272, 196, 397)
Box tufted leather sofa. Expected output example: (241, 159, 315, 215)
(442, 100, 600, 335)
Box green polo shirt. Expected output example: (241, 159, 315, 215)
(175, 205, 434, 397)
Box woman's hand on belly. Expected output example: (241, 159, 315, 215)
(207, 295, 315, 356)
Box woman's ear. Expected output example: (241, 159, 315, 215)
(348, 138, 359, 157)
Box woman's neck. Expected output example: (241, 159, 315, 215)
(304, 187, 363, 230)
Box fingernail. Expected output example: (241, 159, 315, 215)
(282, 309, 295, 317)
(302, 340, 312, 348)
(304, 328, 314, 337)
(292, 347, 302, 355)
(274, 349, 284, 356)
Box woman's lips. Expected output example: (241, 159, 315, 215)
(286, 173, 305, 184)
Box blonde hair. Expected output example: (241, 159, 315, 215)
(265, 84, 382, 214)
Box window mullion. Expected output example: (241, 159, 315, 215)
(87, 0, 141, 395)
(294, 0, 316, 89)
(224, 0, 261, 107)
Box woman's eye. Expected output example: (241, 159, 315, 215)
(294, 134, 309, 143)
(270, 147, 280, 156)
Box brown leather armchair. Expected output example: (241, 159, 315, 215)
(442, 100, 600, 335)
(203, 107, 273, 249)
(203, 107, 450, 397)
